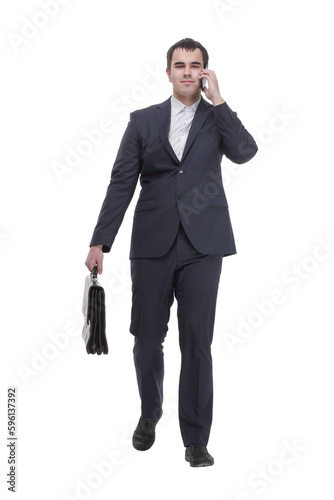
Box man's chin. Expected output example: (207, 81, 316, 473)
(174, 87, 201, 98)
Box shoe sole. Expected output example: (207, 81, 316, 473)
(132, 440, 155, 451)
(185, 456, 214, 467)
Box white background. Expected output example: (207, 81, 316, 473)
(1, 0, 334, 499)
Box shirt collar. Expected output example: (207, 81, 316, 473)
(171, 95, 201, 116)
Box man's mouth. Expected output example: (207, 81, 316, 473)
(181, 80, 194, 83)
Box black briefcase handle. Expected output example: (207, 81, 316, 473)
(91, 264, 98, 280)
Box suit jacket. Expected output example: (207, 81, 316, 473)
(90, 96, 258, 258)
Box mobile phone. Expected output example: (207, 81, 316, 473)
(201, 65, 208, 91)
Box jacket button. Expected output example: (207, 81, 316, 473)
(179, 170, 184, 174)
(177, 195, 183, 200)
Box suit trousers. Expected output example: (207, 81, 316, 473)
(130, 223, 223, 446)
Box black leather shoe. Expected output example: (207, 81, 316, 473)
(185, 445, 214, 467)
(132, 417, 158, 451)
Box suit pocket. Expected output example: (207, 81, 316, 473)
(134, 199, 156, 213)
(205, 196, 228, 207)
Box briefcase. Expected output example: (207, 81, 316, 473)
(82, 265, 108, 355)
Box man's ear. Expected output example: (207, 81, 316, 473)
(166, 68, 172, 82)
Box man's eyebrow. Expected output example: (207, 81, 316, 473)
(173, 61, 202, 66)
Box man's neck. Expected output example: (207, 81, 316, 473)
(172, 91, 201, 106)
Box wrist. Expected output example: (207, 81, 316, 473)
(212, 95, 225, 106)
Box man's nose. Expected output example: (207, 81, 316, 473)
(183, 66, 191, 76)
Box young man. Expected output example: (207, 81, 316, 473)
(85, 38, 258, 467)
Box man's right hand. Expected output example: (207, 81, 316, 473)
(85, 245, 103, 274)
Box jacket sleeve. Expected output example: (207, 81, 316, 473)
(89, 112, 141, 252)
(213, 102, 258, 164)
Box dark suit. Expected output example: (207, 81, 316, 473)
(90, 96, 257, 445)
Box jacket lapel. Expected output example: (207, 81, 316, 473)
(155, 97, 180, 164)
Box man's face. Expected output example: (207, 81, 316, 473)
(166, 48, 204, 100)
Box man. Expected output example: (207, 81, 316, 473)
(85, 38, 258, 467)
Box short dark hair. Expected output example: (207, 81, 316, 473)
(166, 38, 209, 70)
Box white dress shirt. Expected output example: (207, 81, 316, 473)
(168, 95, 201, 161)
